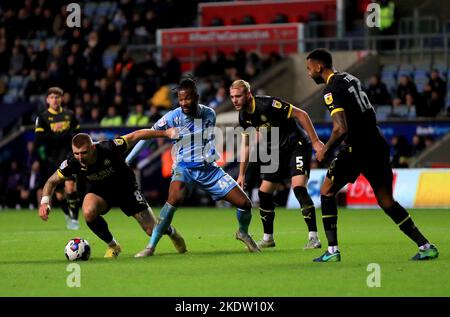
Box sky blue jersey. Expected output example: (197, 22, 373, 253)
(126, 104, 218, 168)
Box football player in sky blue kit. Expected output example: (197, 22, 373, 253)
(127, 78, 260, 256)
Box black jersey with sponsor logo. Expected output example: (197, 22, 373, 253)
(322, 72, 385, 149)
(238, 95, 310, 151)
(57, 137, 135, 189)
(35, 107, 79, 160)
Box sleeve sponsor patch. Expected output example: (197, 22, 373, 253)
(59, 160, 68, 170)
(324, 93, 333, 105)
(113, 138, 124, 146)
(157, 117, 167, 127)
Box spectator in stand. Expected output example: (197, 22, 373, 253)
(411, 135, 425, 156)
(367, 75, 391, 106)
(86, 107, 101, 125)
(418, 84, 443, 117)
(428, 69, 446, 100)
(100, 105, 123, 127)
(5, 160, 22, 209)
(126, 103, 150, 127)
(391, 135, 412, 168)
(19, 159, 45, 209)
(194, 51, 214, 79)
(393, 75, 418, 108)
(208, 86, 227, 110)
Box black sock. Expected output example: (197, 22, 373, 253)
(60, 199, 71, 217)
(259, 209, 275, 235)
(66, 192, 80, 220)
(293, 186, 317, 232)
(383, 202, 428, 247)
(86, 216, 113, 244)
(321, 195, 338, 246)
(164, 225, 173, 236)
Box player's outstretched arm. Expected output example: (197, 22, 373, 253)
(290, 106, 324, 152)
(39, 171, 66, 221)
(122, 128, 178, 148)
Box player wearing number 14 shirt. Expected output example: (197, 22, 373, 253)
(306, 48, 438, 262)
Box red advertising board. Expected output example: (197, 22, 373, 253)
(346, 173, 398, 208)
(156, 23, 304, 72)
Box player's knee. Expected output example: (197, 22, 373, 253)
(258, 190, 274, 211)
(293, 186, 314, 216)
(82, 206, 97, 222)
(144, 227, 153, 236)
(239, 196, 252, 210)
(293, 186, 313, 207)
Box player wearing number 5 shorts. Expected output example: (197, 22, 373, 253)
(230, 80, 325, 250)
(38, 129, 187, 259)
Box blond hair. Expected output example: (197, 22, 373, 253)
(230, 79, 251, 93)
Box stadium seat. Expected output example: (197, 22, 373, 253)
(375, 105, 392, 120)
(391, 105, 410, 118)
(84, 2, 97, 17)
(8, 76, 24, 89)
(102, 49, 118, 69)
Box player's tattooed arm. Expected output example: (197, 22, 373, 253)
(39, 171, 66, 221)
(317, 110, 348, 162)
(41, 171, 66, 202)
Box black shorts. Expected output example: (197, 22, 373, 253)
(261, 143, 312, 183)
(87, 181, 149, 217)
(326, 141, 393, 192)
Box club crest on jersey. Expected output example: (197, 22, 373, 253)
(59, 160, 68, 170)
(158, 118, 167, 127)
(272, 100, 282, 109)
(113, 138, 124, 146)
(104, 159, 111, 166)
(324, 93, 333, 105)
(260, 114, 267, 122)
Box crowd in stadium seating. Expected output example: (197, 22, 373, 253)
(369, 65, 450, 119)
(0, 0, 280, 128)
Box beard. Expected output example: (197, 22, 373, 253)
(312, 74, 325, 84)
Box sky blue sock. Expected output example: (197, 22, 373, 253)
(149, 202, 177, 248)
(236, 208, 252, 234)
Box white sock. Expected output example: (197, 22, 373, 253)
(419, 243, 431, 251)
(263, 234, 274, 241)
(328, 246, 339, 253)
(108, 238, 118, 247)
(308, 231, 318, 240)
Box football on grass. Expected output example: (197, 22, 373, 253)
(64, 238, 91, 261)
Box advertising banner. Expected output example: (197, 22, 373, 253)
(157, 23, 304, 71)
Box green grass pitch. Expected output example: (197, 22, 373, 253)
(0, 207, 449, 297)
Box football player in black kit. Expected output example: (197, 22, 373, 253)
(38, 129, 187, 258)
(230, 79, 324, 250)
(35, 87, 81, 230)
(306, 48, 438, 262)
